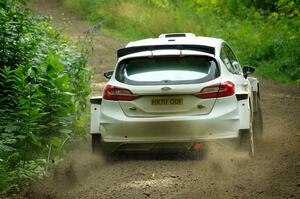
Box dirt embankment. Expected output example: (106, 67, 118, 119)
(17, 1, 300, 198)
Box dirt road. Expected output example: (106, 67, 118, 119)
(20, 1, 300, 198)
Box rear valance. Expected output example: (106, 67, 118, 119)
(117, 45, 215, 58)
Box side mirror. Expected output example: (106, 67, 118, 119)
(242, 66, 255, 78)
(104, 71, 113, 79)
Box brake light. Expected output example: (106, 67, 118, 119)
(195, 81, 235, 99)
(103, 85, 137, 101)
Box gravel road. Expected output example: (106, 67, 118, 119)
(19, 1, 300, 198)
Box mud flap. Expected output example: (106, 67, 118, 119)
(90, 96, 102, 134)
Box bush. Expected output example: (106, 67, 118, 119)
(0, 0, 90, 192)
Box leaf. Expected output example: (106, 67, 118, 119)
(62, 92, 74, 96)
(58, 129, 72, 135)
(4, 125, 20, 133)
(0, 144, 16, 152)
(50, 137, 63, 148)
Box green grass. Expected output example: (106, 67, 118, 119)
(61, 0, 300, 85)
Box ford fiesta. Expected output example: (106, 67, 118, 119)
(90, 33, 261, 158)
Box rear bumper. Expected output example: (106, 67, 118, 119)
(99, 97, 241, 143)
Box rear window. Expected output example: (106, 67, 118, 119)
(116, 56, 219, 85)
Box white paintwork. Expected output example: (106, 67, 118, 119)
(238, 99, 251, 129)
(90, 33, 259, 150)
(159, 33, 196, 38)
(248, 77, 260, 112)
(118, 50, 214, 63)
(126, 36, 222, 49)
(248, 77, 259, 92)
(99, 97, 240, 143)
(90, 96, 102, 134)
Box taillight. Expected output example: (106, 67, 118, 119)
(195, 81, 235, 99)
(103, 85, 137, 101)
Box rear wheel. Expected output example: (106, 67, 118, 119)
(253, 99, 263, 139)
(240, 103, 255, 157)
(92, 135, 116, 161)
(91, 134, 102, 153)
(239, 128, 254, 157)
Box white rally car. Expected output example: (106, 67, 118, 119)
(90, 33, 261, 158)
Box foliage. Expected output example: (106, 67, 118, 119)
(0, 0, 90, 193)
(61, 0, 300, 85)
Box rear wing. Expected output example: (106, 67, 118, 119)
(117, 45, 215, 58)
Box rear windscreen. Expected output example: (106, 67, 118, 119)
(116, 56, 219, 85)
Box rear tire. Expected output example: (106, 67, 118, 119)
(253, 99, 263, 139)
(91, 134, 102, 154)
(92, 135, 115, 161)
(239, 102, 255, 157)
(240, 128, 254, 157)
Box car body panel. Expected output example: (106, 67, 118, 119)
(117, 78, 221, 117)
(99, 95, 239, 143)
(119, 95, 216, 117)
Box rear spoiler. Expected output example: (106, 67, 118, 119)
(117, 45, 215, 58)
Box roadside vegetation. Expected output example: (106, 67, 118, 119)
(61, 0, 300, 85)
(0, 0, 90, 193)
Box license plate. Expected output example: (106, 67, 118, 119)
(151, 98, 183, 105)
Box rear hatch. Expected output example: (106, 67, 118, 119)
(113, 55, 221, 117)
